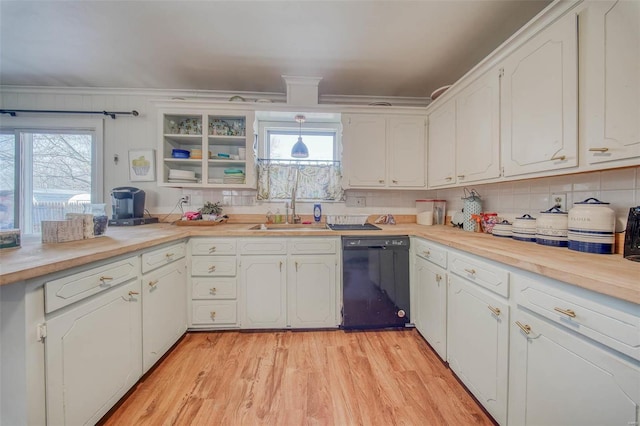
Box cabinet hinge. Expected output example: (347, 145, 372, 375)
(37, 323, 47, 342)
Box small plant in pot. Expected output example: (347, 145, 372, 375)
(199, 201, 223, 221)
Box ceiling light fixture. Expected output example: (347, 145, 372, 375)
(291, 114, 309, 158)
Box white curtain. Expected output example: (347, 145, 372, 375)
(256, 160, 344, 201)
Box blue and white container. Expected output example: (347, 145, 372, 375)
(313, 203, 322, 222)
(568, 198, 615, 254)
(512, 214, 537, 242)
(536, 206, 568, 247)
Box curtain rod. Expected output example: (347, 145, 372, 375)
(0, 109, 139, 119)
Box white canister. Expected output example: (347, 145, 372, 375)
(492, 220, 513, 238)
(568, 198, 615, 254)
(536, 206, 568, 247)
(512, 214, 537, 242)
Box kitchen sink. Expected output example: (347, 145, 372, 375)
(248, 223, 330, 231)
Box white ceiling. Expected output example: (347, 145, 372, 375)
(0, 0, 551, 98)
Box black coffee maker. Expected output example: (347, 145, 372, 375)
(109, 187, 158, 226)
(623, 206, 640, 262)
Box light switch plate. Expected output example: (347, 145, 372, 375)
(551, 193, 567, 211)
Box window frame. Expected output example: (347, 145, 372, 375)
(0, 117, 104, 232)
(257, 120, 342, 161)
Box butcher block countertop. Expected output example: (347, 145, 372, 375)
(0, 223, 638, 304)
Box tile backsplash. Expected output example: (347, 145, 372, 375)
(182, 166, 638, 231)
(424, 166, 639, 232)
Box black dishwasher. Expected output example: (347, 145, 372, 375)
(341, 236, 410, 329)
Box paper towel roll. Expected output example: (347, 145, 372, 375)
(417, 211, 434, 226)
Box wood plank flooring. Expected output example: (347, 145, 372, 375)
(101, 330, 494, 425)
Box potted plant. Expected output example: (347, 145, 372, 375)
(198, 201, 223, 221)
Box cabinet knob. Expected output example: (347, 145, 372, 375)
(515, 321, 531, 335)
(550, 155, 566, 161)
(210, 311, 216, 319)
(464, 268, 476, 276)
(210, 287, 217, 295)
(208, 265, 216, 273)
(457, 175, 465, 179)
(435, 274, 442, 282)
(445, 177, 453, 181)
(488, 305, 501, 316)
(423, 250, 430, 257)
(392, 180, 398, 184)
(553, 307, 576, 318)
(148, 280, 159, 287)
(589, 147, 609, 153)
(209, 246, 217, 253)
(379, 179, 385, 184)
(165, 252, 174, 258)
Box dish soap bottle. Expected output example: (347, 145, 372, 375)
(313, 203, 322, 222)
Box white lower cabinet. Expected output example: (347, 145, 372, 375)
(509, 308, 639, 426)
(240, 255, 287, 328)
(288, 255, 337, 328)
(447, 274, 509, 425)
(141, 257, 187, 373)
(46, 279, 142, 425)
(414, 255, 447, 360)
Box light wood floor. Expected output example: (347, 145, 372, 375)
(101, 329, 494, 425)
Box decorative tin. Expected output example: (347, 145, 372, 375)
(568, 198, 615, 254)
(536, 206, 568, 247)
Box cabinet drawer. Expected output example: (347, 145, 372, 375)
(238, 238, 287, 255)
(192, 277, 237, 300)
(448, 252, 509, 297)
(192, 300, 237, 325)
(45, 256, 140, 313)
(289, 237, 337, 254)
(514, 275, 639, 360)
(191, 256, 236, 277)
(413, 238, 447, 269)
(190, 238, 236, 256)
(141, 242, 186, 274)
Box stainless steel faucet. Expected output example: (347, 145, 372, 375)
(291, 168, 301, 224)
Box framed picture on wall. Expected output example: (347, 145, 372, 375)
(128, 149, 155, 182)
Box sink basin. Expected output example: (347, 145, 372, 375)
(249, 223, 330, 231)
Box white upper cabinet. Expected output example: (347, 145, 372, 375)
(581, 0, 640, 165)
(456, 71, 501, 184)
(427, 71, 500, 188)
(427, 99, 457, 187)
(501, 11, 578, 177)
(343, 113, 426, 189)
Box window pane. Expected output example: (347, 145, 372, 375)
(28, 132, 93, 233)
(0, 133, 16, 229)
(268, 132, 335, 161)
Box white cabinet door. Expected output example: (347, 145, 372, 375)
(509, 309, 639, 426)
(240, 256, 287, 329)
(427, 98, 457, 187)
(342, 114, 387, 187)
(387, 116, 426, 187)
(456, 71, 501, 183)
(581, 0, 640, 164)
(447, 275, 509, 425)
(142, 258, 187, 373)
(46, 280, 142, 426)
(414, 256, 447, 360)
(288, 255, 337, 328)
(501, 12, 578, 177)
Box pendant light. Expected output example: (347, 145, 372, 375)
(291, 114, 309, 158)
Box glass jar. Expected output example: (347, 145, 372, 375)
(85, 203, 108, 236)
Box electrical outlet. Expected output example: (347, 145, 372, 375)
(551, 193, 566, 211)
(354, 196, 366, 207)
(181, 195, 191, 206)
